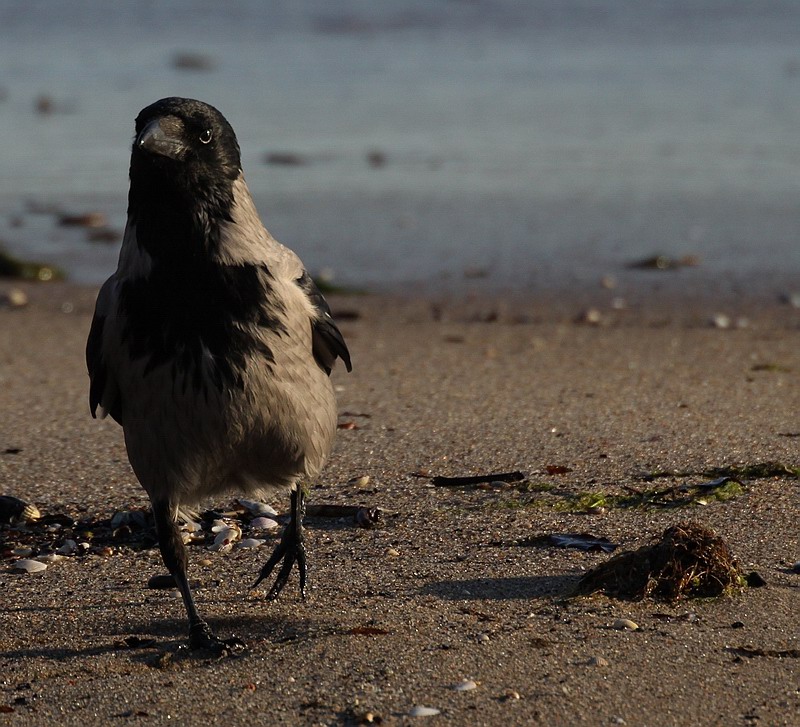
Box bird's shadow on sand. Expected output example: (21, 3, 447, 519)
(421, 574, 580, 601)
(1, 613, 315, 664)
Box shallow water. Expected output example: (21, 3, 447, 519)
(1, 0, 799, 292)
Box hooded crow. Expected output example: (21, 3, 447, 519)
(86, 97, 352, 651)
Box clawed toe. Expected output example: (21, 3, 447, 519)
(189, 623, 246, 656)
(252, 487, 307, 599)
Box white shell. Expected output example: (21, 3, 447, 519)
(213, 526, 241, 546)
(452, 679, 477, 691)
(237, 538, 266, 549)
(612, 618, 640, 631)
(250, 517, 280, 530)
(237, 499, 278, 516)
(408, 706, 440, 717)
(13, 559, 47, 573)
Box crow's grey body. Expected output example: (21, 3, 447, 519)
(86, 98, 350, 651)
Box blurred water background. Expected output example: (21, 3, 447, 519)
(0, 0, 799, 294)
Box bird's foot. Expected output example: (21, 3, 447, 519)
(188, 622, 246, 656)
(253, 524, 307, 601)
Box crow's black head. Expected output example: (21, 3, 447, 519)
(130, 97, 242, 216)
(128, 98, 243, 257)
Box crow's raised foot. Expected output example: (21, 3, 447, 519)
(189, 622, 246, 656)
(253, 523, 307, 601)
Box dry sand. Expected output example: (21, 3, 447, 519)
(1, 281, 799, 726)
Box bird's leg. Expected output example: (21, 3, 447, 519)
(151, 500, 243, 653)
(253, 485, 307, 600)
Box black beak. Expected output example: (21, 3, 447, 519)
(136, 118, 185, 160)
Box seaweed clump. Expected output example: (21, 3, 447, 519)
(574, 521, 742, 601)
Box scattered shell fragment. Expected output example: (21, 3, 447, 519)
(12, 559, 47, 573)
(0, 495, 40, 523)
(452, 679, 478, 691)
(588, 656, 609, 667)
(237, 538, 266, 549)
(348, 475, 371, 488)
(237, 499, 278, 517)
(476, 633, 490, 643)
(250, 516, 280, 530)
(387, 547, 401, 557)
(209, 524, 241, 552)
(612, 618, 640, 631)
(37, 553, 64, 563)
(408, 706, 440, 718)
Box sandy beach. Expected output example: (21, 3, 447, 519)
(1, 281, 798, 725)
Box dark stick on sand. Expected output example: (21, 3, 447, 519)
(431, 471, 526, 487)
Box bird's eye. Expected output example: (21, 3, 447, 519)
(199, 129, 213, 144)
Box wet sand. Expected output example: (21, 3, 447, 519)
(1, 281, 799, 726)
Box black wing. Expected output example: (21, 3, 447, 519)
(296, 271, 352, 376)
(86, 281, 123, 424)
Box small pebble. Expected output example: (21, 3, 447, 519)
(56, 539, 77, 555)
(12, 559, 47, 573)
(37, 553, 64, 563)
(58, 212, 107, 228)
(387, 547, 401, 557)
(576, 307, 603, 325)
(476, 633, 490, 643)
(791, 561, 800, 574)
(0, 288, 28, 308)
(408, 706, 440, 718)
(612, 618, 640, 631)
(452, 679, 477, 691)
(11, 547, 33, 557)
(710, 313, 730, 329)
